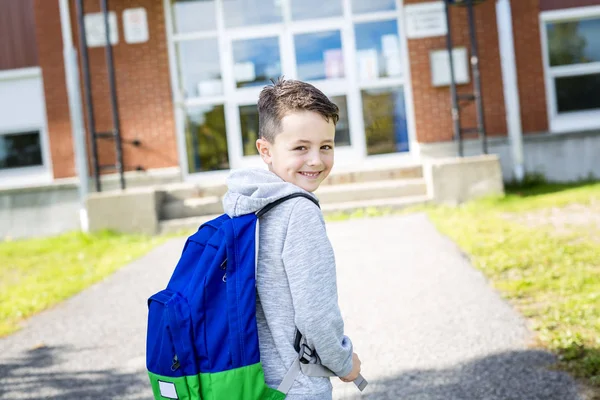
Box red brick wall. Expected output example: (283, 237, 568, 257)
(405, 0, 507, 143)
(33, 0, 74, 179)
(512, 0, 548, 134)
(33, 0, 178, 179)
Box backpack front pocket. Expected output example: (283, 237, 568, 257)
(147, 289, 201, 400)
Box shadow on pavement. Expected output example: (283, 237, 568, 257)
(338, 350, 585, 400)
(0, 344, 149, 400)
(0, 346, 589, 399)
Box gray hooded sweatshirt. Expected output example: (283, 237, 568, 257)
(222, 168, 353, 400)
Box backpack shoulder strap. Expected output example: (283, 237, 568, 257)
(256, 192, 319, 218)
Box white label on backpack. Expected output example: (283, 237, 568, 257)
(158, 381, 178, 399)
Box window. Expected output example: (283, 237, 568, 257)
(355, 20, 402, 81)
(172, 0, 216, 33)
(239, 104, 259, 156)
(294, 30, 344, 81)
(232, 37, 282, 88)
(185, 105, 229, 172)
(223, 0, 283, 28)
(0, 131, 43, 170)
(331, 95, 351, 147)
(291, 0, 342, 21)
(351, 0, 395, 14)
(362, 87, 409, 155)
(542, 8, 600, 132)
(176, 39, 222, 98)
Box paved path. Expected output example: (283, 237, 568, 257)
(0, 213, 582, 399)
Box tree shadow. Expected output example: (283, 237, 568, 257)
(0, 344, 150, 400)
(337, 350, 589, 400)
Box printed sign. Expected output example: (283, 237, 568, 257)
(404, 1, 447, 39)
(430, 47, 470, 86)
(123, 8, 149, 44)
(84, 12, 118, 47)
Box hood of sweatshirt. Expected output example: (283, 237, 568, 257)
(222, 168, 318, 217)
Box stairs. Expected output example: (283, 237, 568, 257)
(157, 165, 431, 234)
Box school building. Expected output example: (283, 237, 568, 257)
(1, 0, 599, 237)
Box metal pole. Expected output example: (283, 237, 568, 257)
(59, 0, 89, 231)
(75, 0, 102, 192)
(496, 0, 524, 181)
(466, 0, 488, 154)
(445, 1, 463, 157)
(100, 0, 126, 190)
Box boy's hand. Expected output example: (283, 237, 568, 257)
(340, 353, 361, 382)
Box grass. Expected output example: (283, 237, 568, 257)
(427, 182, 600, 388)
(327, 181, 600, 389)
(0, 230, 170, 337)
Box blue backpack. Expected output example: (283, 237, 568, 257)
(146, 193, 365, 400)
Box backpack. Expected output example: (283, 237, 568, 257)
(146, 193, 368, 400)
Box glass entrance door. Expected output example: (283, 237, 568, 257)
(166, 0, 412, 178)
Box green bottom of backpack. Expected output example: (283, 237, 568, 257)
(148, 362, 286, 400)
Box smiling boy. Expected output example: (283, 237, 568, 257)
(222, 78, 361, 399)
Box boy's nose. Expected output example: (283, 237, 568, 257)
(306, 151, 324, 167)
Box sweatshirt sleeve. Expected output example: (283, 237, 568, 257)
(282, 198, 354, 377)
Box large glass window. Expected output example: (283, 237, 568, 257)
(294, 30, 344, 81)
(362, 87, 409, 155)
(185, 105, 229, 172)
(555, 73, 600, 113)
(291, 0, 342, 21)
(232, 37, 282, 88)
(176, 39, 222, 98)
(351, 0, 395, 14)
(239, 104, 259, 156)
(0, 131, 42, 170)
(223, 0, 283, 28)
(355, 20, 402, 80)
(172, 0, 216, 33)
(331, 95, 351, 147)
(544, 15, 600, 117)
(547, 17, 600, 66)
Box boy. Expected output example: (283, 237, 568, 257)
(222, 78, 361, 399)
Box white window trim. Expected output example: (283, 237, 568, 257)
(0, 67, 53, 188)
(540, 5, 600, 133)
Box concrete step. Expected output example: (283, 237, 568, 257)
(158, 195, 431, 235)
(159, 182, 227, 202)
(322, 164, 422, 186)
(156, 165, 422, 202)
(158, 214, 221, 235)
(161, 196, 223, 220)
(315, 178, 427, 204)
(160, 178, 427, 220)
(321, 195, 431, 215)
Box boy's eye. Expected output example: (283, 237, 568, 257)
(321, 145, 333, 150)
(293, 146, 307, 151)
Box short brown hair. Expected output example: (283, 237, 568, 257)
(257, 77, 339, 143)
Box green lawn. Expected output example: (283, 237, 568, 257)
(426, 182, 600, 387)
(0, 230, 169, 337)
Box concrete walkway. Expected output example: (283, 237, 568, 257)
(0, 213, 583, 399)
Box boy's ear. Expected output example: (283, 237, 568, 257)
(256, 138, 273, 164)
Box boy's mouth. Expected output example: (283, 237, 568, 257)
(298, 171, 321, 179)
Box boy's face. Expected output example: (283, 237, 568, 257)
(256, 110, 335, 193)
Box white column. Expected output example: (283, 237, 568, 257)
(59, 0, 90, 231)
(496, 0, 524, 182)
